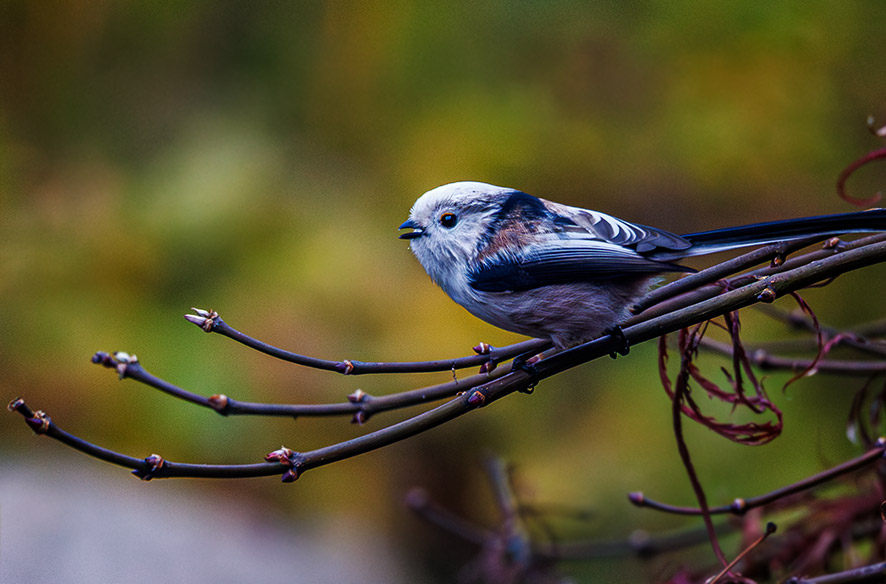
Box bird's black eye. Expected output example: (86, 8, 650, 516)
(439, 212, 458, 228)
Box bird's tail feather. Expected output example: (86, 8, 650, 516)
(656, 208, 886, 259)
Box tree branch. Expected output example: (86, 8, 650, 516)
(9, 236, 886, 484)
(627, 438, 886, 516)
(185, 307, 549, 375)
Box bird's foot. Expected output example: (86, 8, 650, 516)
(604, 326, 631, 359)
(511, 350, 542, 392)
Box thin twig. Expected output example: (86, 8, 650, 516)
(185, 308, 549, 375)
(628, 438, 886, 516)
(90, 350, 509, 423)
(7, 398, 285, 480)
(784, 561, 886, 584)
(700, 337, 886, 376)
(753, 304, 886, 358)
(708, 521, 777, 584)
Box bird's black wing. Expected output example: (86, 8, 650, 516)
(469, 240, 694, 293)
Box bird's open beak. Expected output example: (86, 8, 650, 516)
(398, 219, 424, 240)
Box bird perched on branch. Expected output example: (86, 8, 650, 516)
(399, 181, 886, 349)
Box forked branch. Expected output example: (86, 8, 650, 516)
(9, 235, 886, 483)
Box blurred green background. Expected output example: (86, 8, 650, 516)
(2, 2, 885, 582)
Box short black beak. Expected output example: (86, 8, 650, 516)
(398, 219, 424, 240)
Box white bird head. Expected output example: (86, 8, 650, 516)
(399, 181, 515, 289)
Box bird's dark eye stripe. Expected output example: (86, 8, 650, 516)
(440, 212, 458, 228)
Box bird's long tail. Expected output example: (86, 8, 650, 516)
(656, 208, 886, 259)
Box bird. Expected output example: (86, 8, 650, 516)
(399, 181, 886, 349)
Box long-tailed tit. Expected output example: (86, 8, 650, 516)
(399, 181, 886, 349)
